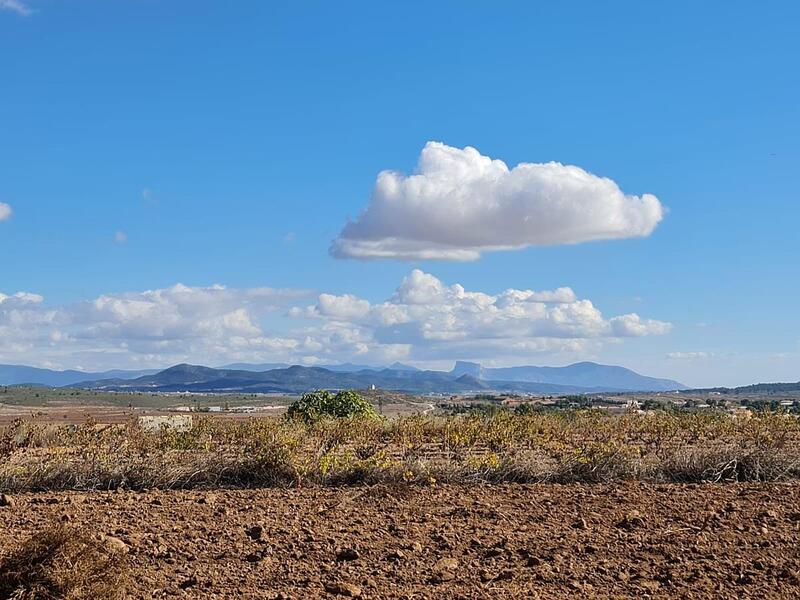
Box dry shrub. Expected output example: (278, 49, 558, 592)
(659, 444, 800, 483)
(0, 525, 128, 600)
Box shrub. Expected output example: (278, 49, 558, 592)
(286, 390, 377, 423)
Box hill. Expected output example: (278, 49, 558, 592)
(450, 361, 685, 392)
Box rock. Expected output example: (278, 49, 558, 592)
(431, 557, 459, 581)
(101, 535, 129, 554)
(0, 494, 15, 508)
(324, 582, 362, 597)
(336, 547, 360, 561)
(387, 549, 405, 561)
(197, 494, 217, 505)
(434, 557, 459, 571)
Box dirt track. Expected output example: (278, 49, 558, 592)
(2, 483, 800, 599)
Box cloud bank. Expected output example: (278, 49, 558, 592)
(331, 142, 664, 261)
(0, 271, 672, 370)
(0, 203, 11, 221)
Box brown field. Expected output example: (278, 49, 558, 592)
(3, 411, 800, 598)
(2, 483, 800, 599)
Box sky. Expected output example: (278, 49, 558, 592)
(1, 1, 798, 387)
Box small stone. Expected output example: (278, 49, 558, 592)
(434, 557, 459, 571)
(324, 582, 362, 597)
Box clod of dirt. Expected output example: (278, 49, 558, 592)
(617, 510, 646, 530)
(324, 581, 362, 597)
(336, 547, 361, 561)
(179, 574, 199, 589)
(244, 552, 264, 563)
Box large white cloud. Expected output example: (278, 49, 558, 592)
(0, 272, 670, 370)
(0, 203, 12, 221)
(331, 142, 664, 261)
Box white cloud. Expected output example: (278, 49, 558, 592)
(331, 142, 665, 261)
(0, 203, 12, 221)
(0, 272, 670, 370)
(0, 0, 31, 16)
(667, 351, 713, 360)
(295, 269, 671, 363)
(114, 230, 128, 244)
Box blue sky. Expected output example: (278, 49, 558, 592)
(1, 1, 798, 386)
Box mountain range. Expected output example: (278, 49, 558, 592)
(25, 361, 689, 395)
(0, 364, 159, 387)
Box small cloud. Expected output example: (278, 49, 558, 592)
(0, 0, 32, 16)
(0, 202, 11, 221)
(667, 351, 713, 360)
(142, 187, 159, 206)
(114, 230, 128, 244)
(283, 232, 296, 244)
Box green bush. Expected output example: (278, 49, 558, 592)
(287, 390, 377, 423)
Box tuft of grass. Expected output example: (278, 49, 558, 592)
(0, 525, 128, 600)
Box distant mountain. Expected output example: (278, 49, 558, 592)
(451, 361, 685, 392)
(387, 362, 420, 372)
(223, 361, 421, 374)
(71, 360, 685, 395)
(0, 364, 158, 387)
(218, 362, 289, 371)
(321, 363, 381, 372)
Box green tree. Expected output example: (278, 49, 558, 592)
(286, 390, 377, 423)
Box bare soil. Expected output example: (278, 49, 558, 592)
(2, 483, 800, 599)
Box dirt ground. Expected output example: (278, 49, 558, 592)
(2, 483, 800, 599)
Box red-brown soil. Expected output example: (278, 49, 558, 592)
(2, 483, 800, 599)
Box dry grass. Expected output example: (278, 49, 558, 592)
(2, 411, 800, 491)
(0, 525, 128, 600)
